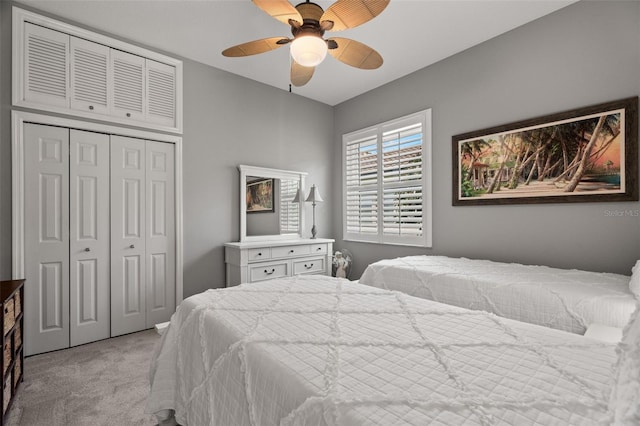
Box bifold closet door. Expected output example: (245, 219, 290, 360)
(23, 124, 176, 352)
(145, 141, 176, 328)
(24, 124, 70, 356)
(24, 125, 111, 355)
(69, 129, 110, 346)
(111, 136, 147, 336)
(111, 137, 176, 335)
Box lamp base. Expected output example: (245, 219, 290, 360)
(310, 225, 317, 239)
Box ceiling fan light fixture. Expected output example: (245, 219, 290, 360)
(290, 35, 327, 67)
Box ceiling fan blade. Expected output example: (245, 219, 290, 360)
(321, 0, 390, 32)
(327, 38, 383, 69)
(253, 0, 303, 26)
(222, 37, 290, 57)
(291, 61, 315, 87)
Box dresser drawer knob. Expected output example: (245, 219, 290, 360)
(304, 263, 314, 269)
(264, 268, 275, 275)
(257, 252, 262, 256)
(289, 249, 295, 253)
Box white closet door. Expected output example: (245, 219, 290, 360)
(111, 135, 147, 336)
(24, 123, 70, 356)
(69, 130, 110, 346)
(145, 141, 176, 327)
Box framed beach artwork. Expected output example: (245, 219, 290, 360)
(452, 97, 638, 205)
(246, 178, 274, 213)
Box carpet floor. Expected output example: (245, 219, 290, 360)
(5, 329, 161, 426)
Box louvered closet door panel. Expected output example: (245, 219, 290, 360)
(69, 130, 110, 346)
(111, 50, 145, 122)
(111, 135, 147, 336)
(145, 141, 176, 327)
(24, 124, 70, 356)
(146, 60, 176, 127)
(24, 23, 70, 108)
(70, 37, 111, 115)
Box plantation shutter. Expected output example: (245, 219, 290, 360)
(345, 133, 378, 238)
(279, 179, 300, 234)
(343, 110, 432, 247)
(381, 122, 423, 238)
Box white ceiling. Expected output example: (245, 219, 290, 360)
(16, 0, 578, 106)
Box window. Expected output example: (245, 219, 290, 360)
(343, 110, 432, 247)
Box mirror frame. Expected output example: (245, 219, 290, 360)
(239, 164, 307, 242)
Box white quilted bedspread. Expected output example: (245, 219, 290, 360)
(146, 275, 617, 425)
(359, 256, 635, 335)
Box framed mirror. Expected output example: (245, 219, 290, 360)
(239, 165, 307, 242)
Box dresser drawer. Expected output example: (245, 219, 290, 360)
(310, 243, 328, 255)
(249, 261, 289, 282)
(3, 301, 14, 336)
(293, 256, 326, 275)
(248, 248, 270, 262)
(271, 245, 311, 258)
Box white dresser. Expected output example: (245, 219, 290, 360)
(224, 239, 334, 286)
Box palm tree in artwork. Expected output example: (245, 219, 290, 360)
(564, 113, 620, 192)
(547, 113, 620, 189)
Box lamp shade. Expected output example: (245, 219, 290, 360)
(305, 185, 323, 203)
(292, 188, 305, 203)
(290, 35, 328, 67)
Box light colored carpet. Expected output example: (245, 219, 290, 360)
(6, 329, 161, 426)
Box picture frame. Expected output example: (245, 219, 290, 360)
(246, 178, 274, 213)
(452, 97, 638, 206)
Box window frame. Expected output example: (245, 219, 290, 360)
(342, 109, 432, 247)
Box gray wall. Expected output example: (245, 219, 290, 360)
(0, 2, 334, 297)
(181, 65, 333, 296)
(332, 0, 640, 278)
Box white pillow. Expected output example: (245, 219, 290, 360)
(608, 302, 640, 424)
(630, 260, 640, 299)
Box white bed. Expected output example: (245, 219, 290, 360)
(146, 275, 629, 425)
(359, 255, 636, 335)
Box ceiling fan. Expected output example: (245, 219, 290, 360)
(222, 0, 389, 87)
